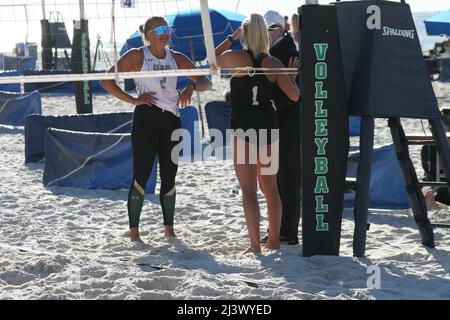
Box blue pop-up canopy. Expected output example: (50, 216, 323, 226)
(424, 9, 450, 36)
(120, 9, 244, 60)
(166, 9, 244, 60)
(120, 9, 245, 93)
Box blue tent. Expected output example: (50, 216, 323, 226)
(166, 9, 244, 60)
(25, 112, 133, 163)
(0, 55, 36, 72)
(120, 9, 244, 59)
(120, 9, 244, 92)
(344, 144, 410, 210)
(0, 70, 21, 92)
(424, 9, 450, 36)
(43, 128, 158, 193)
(0, 91, 42, 126)
(39, 107, 200, 193)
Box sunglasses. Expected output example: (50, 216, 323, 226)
(150, 25, 172, 36)
(268, 25, 283, 32)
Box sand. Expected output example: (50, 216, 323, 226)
(0, 78, 449, 300)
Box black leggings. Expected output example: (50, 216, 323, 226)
(131, 105, 181, 194)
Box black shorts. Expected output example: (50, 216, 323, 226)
(230, 108, 279, 146)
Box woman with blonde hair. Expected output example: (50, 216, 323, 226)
(213, 13, 300, 253)
(101, 16, 211, 243)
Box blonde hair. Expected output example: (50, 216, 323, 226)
(139, 16, 167, 45)
(242, 13, 270, 59)
(291, 14, 299, 34)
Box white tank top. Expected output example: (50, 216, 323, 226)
(134, 46, 179, 116)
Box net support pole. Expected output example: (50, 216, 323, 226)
(300, 4, 348, 257)
(40, 0, 53, 70)
(352, 116, 374, 257)
(71, 0, 92, 114)
(199, 0, 217, 70)
(79, 0, 85, 20)
(24, 5, 29, 44)
(41, 0, 46, 20)
(111, 0, 119, 83)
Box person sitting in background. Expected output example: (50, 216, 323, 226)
(421, 107, 450, 210)
(430, 39, 449, 56)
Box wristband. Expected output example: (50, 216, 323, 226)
(227, 35, 235, 43)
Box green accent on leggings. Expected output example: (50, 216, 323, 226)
(161, 192, 176, 226)
(128, 185, 144, 228)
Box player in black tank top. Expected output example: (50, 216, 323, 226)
(213, 14, 300, 254)
(230, 50, 278, 146)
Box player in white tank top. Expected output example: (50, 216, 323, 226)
(134, 46, 179, 116)
(100, 17, 212, 243)
(100, 20, 212, 113)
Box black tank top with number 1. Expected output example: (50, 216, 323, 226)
(229, 50, 278, 132)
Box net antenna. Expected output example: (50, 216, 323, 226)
(199, 0, 217, 69)
(235, 0, 241, 13)
(111, 0, 119, 82)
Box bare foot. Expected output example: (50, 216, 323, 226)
(164, 226, 176, 238)
(130, 228, 141, 242)
(423, 188, 442, 211)
(243, 246, 262, 255)
(265, 241, 280, 251)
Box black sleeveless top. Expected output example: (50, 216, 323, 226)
(229, 50, 278, 131)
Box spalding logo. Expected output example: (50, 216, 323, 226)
(366, 5, 415, 39)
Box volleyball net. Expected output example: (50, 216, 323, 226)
(0, 0, 299, 88)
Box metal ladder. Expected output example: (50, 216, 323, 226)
(389, 117, 450, 247)
(348, 116, 450, 257)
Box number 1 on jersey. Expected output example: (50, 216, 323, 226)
(252, 86, 259, 106)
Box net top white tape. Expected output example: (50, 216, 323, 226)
(0, 69, 209, 84)
(0, 67, 298, 84)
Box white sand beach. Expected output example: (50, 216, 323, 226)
(0, 78, 449, 300)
